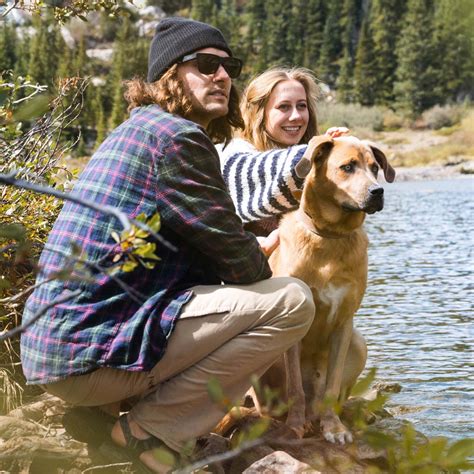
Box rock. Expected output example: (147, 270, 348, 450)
(341, 397, 377, 426)
(194, 433, 231, 474)
(460, 161, 474, 174)
(269, 437, 369, 474)
(227, 445, 275, 474)
(0, 416, 42, 439)
(8, 392, 69, 424)
(243, 451, 320, 473)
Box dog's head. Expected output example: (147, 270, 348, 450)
(295, 135, 395, 216)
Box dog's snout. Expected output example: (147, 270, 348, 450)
(368, 185, 384, 196)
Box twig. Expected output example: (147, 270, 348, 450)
(0, 0, 20, 18)
(0, 276, 54, 304)
(0, 172, 177, 251)
(0, 289, 81, 341)
(81, 462, 133, 473)
(175, 438, 265, 474)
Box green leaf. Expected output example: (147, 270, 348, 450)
(0, 88, 8, 108)
(0, 223, 26, 241)
(446, 438, 474, 465)
(246, 418, 270, 441)
(13, 94, 51, 122)
(350, 367, 377, 397)
(364, 429, 398, 449)
(207, 377, 225, 404)
(121, 260, 138, 272)
(0, 277, 11, 291)
(147, 213, 161, 233)
(151, 446, 175, 467)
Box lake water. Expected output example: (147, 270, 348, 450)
(357, 177, 473, 441)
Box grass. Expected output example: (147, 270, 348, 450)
(394, 142, 474, 167)
(394, 110, 474, 167)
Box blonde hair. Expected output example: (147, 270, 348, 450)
(240, 67, 320, 151)
(124, 65, 244, 145)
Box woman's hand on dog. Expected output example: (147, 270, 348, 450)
(257, 229, 280, 257)
(325, 126, 350, 138)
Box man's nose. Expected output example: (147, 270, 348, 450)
(213, 64, 231, 81)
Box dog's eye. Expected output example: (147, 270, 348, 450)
(371, 165, 379, 176)
(341, 164, 353, 172)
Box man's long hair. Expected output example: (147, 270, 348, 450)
(124, 65, 243, 145)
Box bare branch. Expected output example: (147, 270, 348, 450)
(0, 276, 55, 304)
(0, 1, 20, 18)
(81, 462, 133, 473)
(0, 289, 81, 342)
(175, 439, 265, 474)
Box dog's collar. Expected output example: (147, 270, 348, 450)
(296, 209, 352, 240)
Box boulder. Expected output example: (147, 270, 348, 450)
(243, 451, 320, 473)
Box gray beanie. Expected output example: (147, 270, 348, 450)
(147, 17, 233, 83)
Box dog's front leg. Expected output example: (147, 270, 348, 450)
(284, 342, 307, 438)
(320, 319, 354, 444)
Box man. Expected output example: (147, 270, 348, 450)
(21, 17, 315, 472)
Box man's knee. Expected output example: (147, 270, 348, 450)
(279, 277, 315, 334)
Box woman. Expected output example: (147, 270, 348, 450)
(217, 67, 346, 244)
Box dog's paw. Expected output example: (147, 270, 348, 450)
(320, 414, 353, 445)
(286, 414, 307, 439)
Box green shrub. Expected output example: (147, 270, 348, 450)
(422, 105, 465, 130)
(318, 102, 386, 132)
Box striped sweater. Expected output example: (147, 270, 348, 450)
(216, 138, 308, 223)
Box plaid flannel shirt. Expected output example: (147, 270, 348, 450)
(21, 105, 271, 385)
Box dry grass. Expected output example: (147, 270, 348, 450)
(393, 110, 474, 167)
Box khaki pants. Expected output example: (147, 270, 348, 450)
(45, 277, 315, 452)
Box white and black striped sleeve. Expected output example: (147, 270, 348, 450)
(216, 139, 307, 223)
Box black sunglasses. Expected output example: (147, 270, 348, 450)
(180, 52, 243, 79)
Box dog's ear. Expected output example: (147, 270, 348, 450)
(364, 141, 396, 183)
(295, 135, 334, 179)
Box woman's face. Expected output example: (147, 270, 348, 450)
(264, 79, 309, 147)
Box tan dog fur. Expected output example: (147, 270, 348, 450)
(266, 135, 395, 443)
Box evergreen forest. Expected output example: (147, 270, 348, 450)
(0, 0, 473, 150)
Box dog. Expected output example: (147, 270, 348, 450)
(264, 134, 395, 444)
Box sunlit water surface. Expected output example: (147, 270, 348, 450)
(357, 177, 473, 441)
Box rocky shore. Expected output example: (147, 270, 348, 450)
(0, 382, 434, 474)
(394, 160, 474, 182)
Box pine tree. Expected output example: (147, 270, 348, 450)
(318, 0, 344, 87)
(0, 22, 17, 74)
(265, 0, 293, 66)
(73, 36, 89, 78)
(432, 0, 474, 102)
(337, 47, 354, 102)
(191, 0, 215, 23)
(28, 19, 49, 86)
(215, 0, 243, 60)
(45, 24, 63, 87)
(371, 0, 406, 105)
(108, 18, 132, 129)
(13, 33, 30, 80)
(286, 0, 307, 67)
(394, 0, 440, 114)
(244, 0, 267, 73)
(335, 0, 363, 101)
(353, 19, 377, 106)
(56, 42, 74, 80)
(93, 87, 107, 148)
(303, 0, 326, 72)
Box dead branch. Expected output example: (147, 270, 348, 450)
(0, 289, 81, 342)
